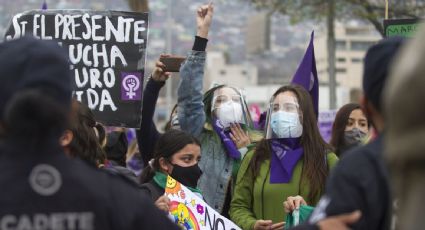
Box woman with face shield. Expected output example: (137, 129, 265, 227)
(330, 103, 370, 157)
(178, 82, 262, 216)
(209, 86, 257, 157)
(176, 5, 262, 216)
(229, 85, 339, 230)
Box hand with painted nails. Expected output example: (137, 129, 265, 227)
(229, 123, 251, 149)
(151, 54, 172, 82)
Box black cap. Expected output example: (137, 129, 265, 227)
(363, 37, 405, 112)
(0, 36, 71, 119)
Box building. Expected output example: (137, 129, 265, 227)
(246, 12, 271, 55)
(205, 51, 258, 89)
(315, 22, 381, 107)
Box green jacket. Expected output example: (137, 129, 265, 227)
(229, 150, 339, 230)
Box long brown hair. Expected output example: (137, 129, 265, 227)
(330, 103, 368, 157)
(250, 85, 332, 203)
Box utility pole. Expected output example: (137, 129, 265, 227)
(165, 0, 173, 117)
(327, 0, 337, 109)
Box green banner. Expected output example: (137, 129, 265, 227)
(384, 19, 421, 38)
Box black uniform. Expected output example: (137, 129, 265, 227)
(303, 135, 391, 230)
(140, 180, 164, 201)
(0, 143, 179, 230)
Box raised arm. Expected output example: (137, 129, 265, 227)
(177, 3, 213, 136)
(137, 56, 171, 167)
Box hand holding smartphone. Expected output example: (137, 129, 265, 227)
(159, 56, 186, 72)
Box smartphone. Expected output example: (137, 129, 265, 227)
(160, 56, 186, 72)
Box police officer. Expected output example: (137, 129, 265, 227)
(0, 37, 179, 230)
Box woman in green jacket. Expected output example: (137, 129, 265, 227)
(230, 85, 338, 230)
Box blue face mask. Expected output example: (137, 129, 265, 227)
(270, 111, 303, 138)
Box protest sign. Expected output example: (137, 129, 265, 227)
(318, 110, 337, 143)
(165, 176, 241, 230)
(384, 18, 421, 38)
(5, 10, 149, 127)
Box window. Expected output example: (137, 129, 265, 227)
(336, 40, 347, 50)
(351, 41, 375, 51)
(336, 68, 347, 73)
(352, 58, 362, 63)
(337, 57, 346, 63)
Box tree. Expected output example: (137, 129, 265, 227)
(248, 0, 425, 37)
(247, 0, 424, 109)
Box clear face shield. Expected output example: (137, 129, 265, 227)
(265, 92, 303, 139)
(211, 87, 251, 128)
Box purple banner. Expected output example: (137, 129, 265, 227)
(318, 110, 337, 143)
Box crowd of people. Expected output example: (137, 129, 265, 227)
(0, 2, 423, 230)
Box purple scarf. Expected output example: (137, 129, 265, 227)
(211, 119, 241, 159)
(270, 138, 304, 184)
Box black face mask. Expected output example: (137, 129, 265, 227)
(170, 163, 203, 189)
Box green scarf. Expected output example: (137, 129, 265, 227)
(153, 171, 203, 195)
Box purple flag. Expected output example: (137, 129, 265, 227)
(41, 0, 47, 10)
(291, 31, 319, 118)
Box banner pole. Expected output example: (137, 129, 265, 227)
(385, 0, 389, 20)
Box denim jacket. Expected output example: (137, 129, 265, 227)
(177, 51, 235, 213)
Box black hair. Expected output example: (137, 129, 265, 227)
(104, 131, 128, 167)
(67, 100, 106, 166)
(139, 129, 200, 184)
(94, 123, 106, 147)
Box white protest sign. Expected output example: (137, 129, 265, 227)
(165, 176, 241, 230)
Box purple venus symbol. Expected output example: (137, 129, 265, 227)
(121, 72, 142, 101)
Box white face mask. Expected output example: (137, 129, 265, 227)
(170, 115, 181, 130)
(216, 101, 243, 128)
(270, 111, 303, 138)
